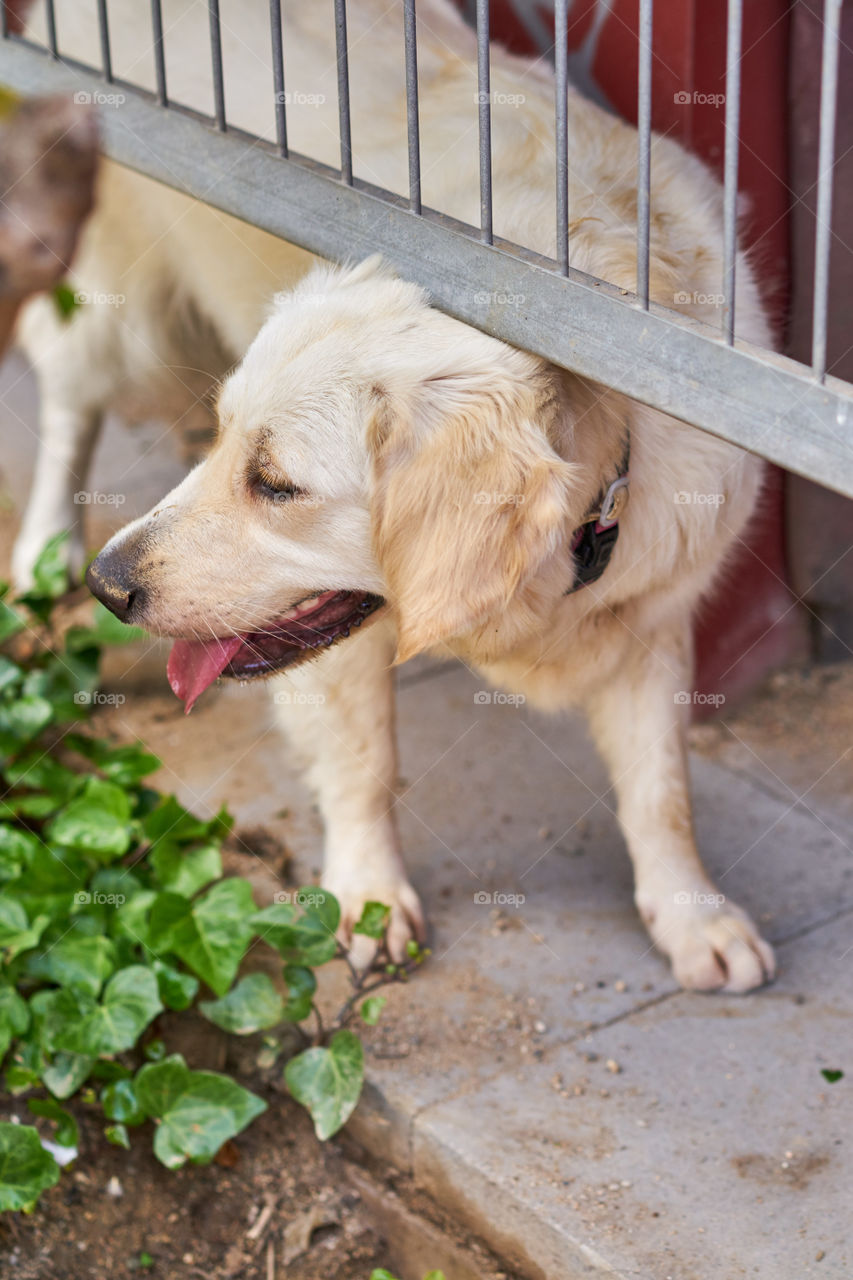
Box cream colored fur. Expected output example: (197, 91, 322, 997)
(17, 0, 774, 989)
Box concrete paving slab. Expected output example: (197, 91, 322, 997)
(410, 912, 853, 1280)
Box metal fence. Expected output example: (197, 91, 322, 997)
(1, 0, 852, 496)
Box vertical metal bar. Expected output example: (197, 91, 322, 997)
(636, 0, 653, 308)
(476, 0, 492, 244)
(722, 0, 743, 345)
(208, 0, 226, 131)
(150, 0, 167, 106)
(334, 0, 353, 184)
(269, 0, 288, 157)
(45, 0, 58, 58)
(404, 0, 421, 214)
(812, 0, 842, 382)
(554, 0, 569, 273)
(0, 5, 7, 38)
(96, 0, 112, 82)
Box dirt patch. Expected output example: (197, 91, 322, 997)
(2, 1076, 388, 1279)
(689, 663, 853, 824)
(731, 1150, 831, 1192)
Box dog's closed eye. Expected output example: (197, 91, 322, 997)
(250, 465, 305, 504)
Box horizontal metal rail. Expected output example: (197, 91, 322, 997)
(1, 40, 852, 498)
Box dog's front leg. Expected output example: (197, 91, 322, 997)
(584, 622, 775, 993)
(270, 615, 425, 964)
(12, 399, 102, 591)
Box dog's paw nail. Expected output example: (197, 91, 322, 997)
(662, 906, 775, 994)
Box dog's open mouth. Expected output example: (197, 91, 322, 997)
(167, 590, 384, 712)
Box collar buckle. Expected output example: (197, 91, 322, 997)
(597, 474, 630, 529)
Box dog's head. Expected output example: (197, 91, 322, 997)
(86, 258, 583, 705)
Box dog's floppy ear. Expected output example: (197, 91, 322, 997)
(370, 372, 580, 663)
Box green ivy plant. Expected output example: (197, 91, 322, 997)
(0, 536, 428, 1211)
(370, 1271, 446, 1280)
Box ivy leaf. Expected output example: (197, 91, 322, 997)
(821, 1069, 844, 1084)
(67, 735, 159, 788)
(3, 753, 79, 803)
(40, 966, 163, 1056)
(352, 902, 390, 940)
(89, 602, 146, 646)
(52, 281, 79, 321)
(47, 777, 132, 861)
(0, 825, 40, 882)
(282, 965, 316, 1023)
(360, 996, 386, 1026)
(151, 960, 198, 1012)
(41, 1053, 94, 1100)
(105, 1123, 130, 1149)
(252, 889, 340, 967)
(27, 934, 116, 997)
(5, 1039, 44, 1094)
(0, 896, 48, 959)
(200, 973, 283, 1035)
(0, 599, 25, 644)
(0, 1122, 60, 1211)
(134, 1054, 266, 1169)
(284, 1029, 364, 1141)
(0, 655, 22, 692)
(150, 839, 221, 898)
(148, 879, 255, 997)
(30, 532, 71, 600)
(112, 889, 157, 951)
(27, 1097, 79, 1149)
(0, 985, 30, 1063)
(0, 695, 54, 756)
(142, 795, 212, 845)
(101, 1078, 146, 1126)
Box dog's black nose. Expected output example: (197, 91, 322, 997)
(85, 545, 145, 623)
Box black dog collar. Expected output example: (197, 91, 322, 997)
(565, 442, 630, 595)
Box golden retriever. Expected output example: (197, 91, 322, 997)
(19, 0, 774, 990)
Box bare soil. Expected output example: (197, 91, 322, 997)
(2, 1047, 395, 1280)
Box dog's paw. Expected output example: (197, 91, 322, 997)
(645, 896, 775, 994)
(324, 874, 426, 968)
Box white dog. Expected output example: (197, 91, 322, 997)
(17, 0, 774, 990)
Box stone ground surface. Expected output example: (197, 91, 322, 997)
(1, 352, 852, 1280)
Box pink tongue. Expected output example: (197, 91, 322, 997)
(167, 635, 244, 713)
